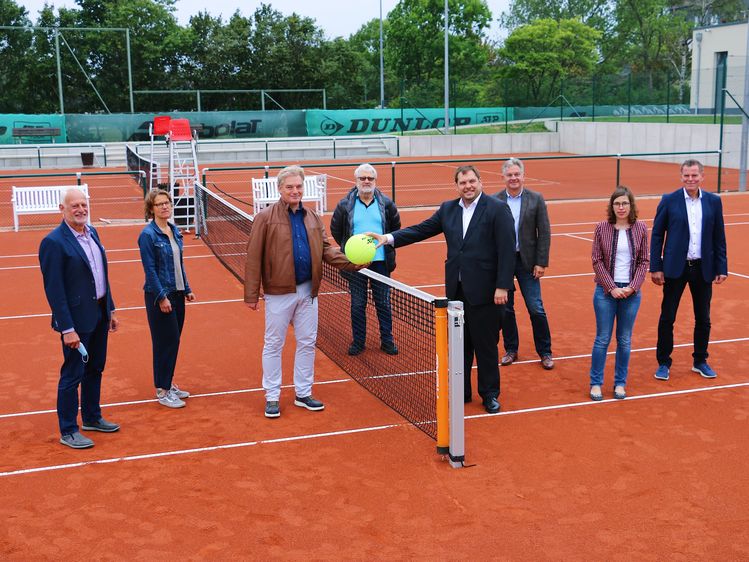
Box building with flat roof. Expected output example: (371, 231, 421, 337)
(690, 21, 748, 114)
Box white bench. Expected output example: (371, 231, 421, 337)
(251, 174, 327, 215)
(11, 184, 90, 231)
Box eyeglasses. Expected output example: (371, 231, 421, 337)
(357, 176, 376, 182)
(154, 201, 172, 208)
(613, 202, 630, 208)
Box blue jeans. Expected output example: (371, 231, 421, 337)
(501, 256, 551, 357)
(348, 261, 394, 347)
(590, 283, 641, 387)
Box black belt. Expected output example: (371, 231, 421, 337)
(97, 297, 107, 305)
(686, 259, 701, 267)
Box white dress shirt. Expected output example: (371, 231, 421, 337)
(683, 188, 703, 260)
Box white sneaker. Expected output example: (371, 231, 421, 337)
(170, 383, 190, 399)
(157, 389, 186, 408)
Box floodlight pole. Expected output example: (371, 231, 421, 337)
(739, 14, 749, 191)
(54, 29, 64, 114)
(444, 0, 450, 134)
(379, 0, 385, 109)
(126, 29, 134, 113)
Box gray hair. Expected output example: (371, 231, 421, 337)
(681, 159, 704, 173)
(502, 158, 524, 174)
(277, 165, 305, 188)
(355, 163, 377, 179)
(61, 186, 88, 204)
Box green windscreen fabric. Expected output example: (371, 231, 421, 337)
(0, 114, 67, 144)
(305, 108, 514, 136)
(64, 111, 307, 142)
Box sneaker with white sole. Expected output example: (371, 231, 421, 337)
(294, 395, 325, 411)
(170, 383, 190, 399)
(265, 401, 281, 418)
(157, 389, 186, 408)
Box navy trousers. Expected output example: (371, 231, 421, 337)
(57, 299, 109, 435)
(145, 291, 186, 390)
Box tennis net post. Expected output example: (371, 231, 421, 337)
(447, 301, 465, 468)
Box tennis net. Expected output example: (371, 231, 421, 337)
(195, 182, 464, 461)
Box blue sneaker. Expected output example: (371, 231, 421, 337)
(654, 365, 670, 380)
(692, 362, 717, 379)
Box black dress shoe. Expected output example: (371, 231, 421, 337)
(482, 397, 500, 414)
(348, 343, 364, 356)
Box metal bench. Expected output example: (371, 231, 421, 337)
(251, 174, 327, 215)
(12, 127, 62, 143)
(11, 184, 90, 231)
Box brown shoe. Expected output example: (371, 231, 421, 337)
(501, 352, 517, 366)
(541, 355, 554, 370)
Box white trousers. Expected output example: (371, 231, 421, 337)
(262, 281, 318, 401)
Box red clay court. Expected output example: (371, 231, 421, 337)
(1, 155, 748, 559)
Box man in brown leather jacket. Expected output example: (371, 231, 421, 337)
(245, 165, 357, 418)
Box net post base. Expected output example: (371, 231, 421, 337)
(448, 453, 465, 469)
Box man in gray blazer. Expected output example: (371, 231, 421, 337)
(495, 158, 554, 370)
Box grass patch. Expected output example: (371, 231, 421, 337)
(403, 122, 549, 135)
(578, 115, 742, 125)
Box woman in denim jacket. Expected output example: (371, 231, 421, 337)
(138, 189, 196, 408)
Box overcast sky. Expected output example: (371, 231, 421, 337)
(18, 0, 512, 41)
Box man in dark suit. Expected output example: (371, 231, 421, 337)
(39, 187, 120, 449)
(495, 158, 554, 370)
(650, 159, 728, 381)
(368, 165, 516, 413)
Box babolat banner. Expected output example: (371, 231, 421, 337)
(0, 114, 67, 144)
(63, 111, 307, 143)
(306, 107, 514, 136)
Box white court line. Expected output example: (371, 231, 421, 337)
(466, 381, 749, 421)
(0, 253, 215, 271)
(562, 233, 594, 242)
(0, 272, 597, 321)
(729, 271, 749, 279)
(0, 297, 243, 322)
(0, 423, 403, 478)
(0, 377, 353, 420)
(2, 380, 747, 478)
(0, 243, 205, 260)
(1, 337, 746, 420)
(504, 337, 749, 367)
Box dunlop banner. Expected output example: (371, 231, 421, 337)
(0, 114, 67, 144)
(63, 111, 307, 143)
(305, 107, 514, 136)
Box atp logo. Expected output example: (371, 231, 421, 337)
(320, 117, 344, 136)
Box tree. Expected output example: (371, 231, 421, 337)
(0, 0, 34, 112)
(498, 18, 601, 105)
(387, 0, 492, 106)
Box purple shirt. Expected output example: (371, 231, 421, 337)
(66, 222, 107, 300)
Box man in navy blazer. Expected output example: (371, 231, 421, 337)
(650, 159, 728, 381)
(369, 165, 516, 413)
(39, 188, 120, 449)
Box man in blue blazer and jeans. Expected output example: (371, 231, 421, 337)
(368, 165, 516, 413)
(650, 159, 728, 381)
(39, 187, 120, 449)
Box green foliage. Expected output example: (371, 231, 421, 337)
(1, 0, 744, 114)
(499, 18, 601, 105)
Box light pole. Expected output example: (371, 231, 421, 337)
(694, 32, 703, 115)
(739, 7, 749, 191)
(444, 0, 450, 134)
(379, 0, 385, 109)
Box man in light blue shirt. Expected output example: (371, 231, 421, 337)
(330, 164, 401, 356)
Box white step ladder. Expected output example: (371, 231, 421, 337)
(166, 118, 199, 231)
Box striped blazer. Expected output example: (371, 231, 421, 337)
(592, 220, 650, 293)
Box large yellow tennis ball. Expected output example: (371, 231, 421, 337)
(344, 234, 377, 265)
